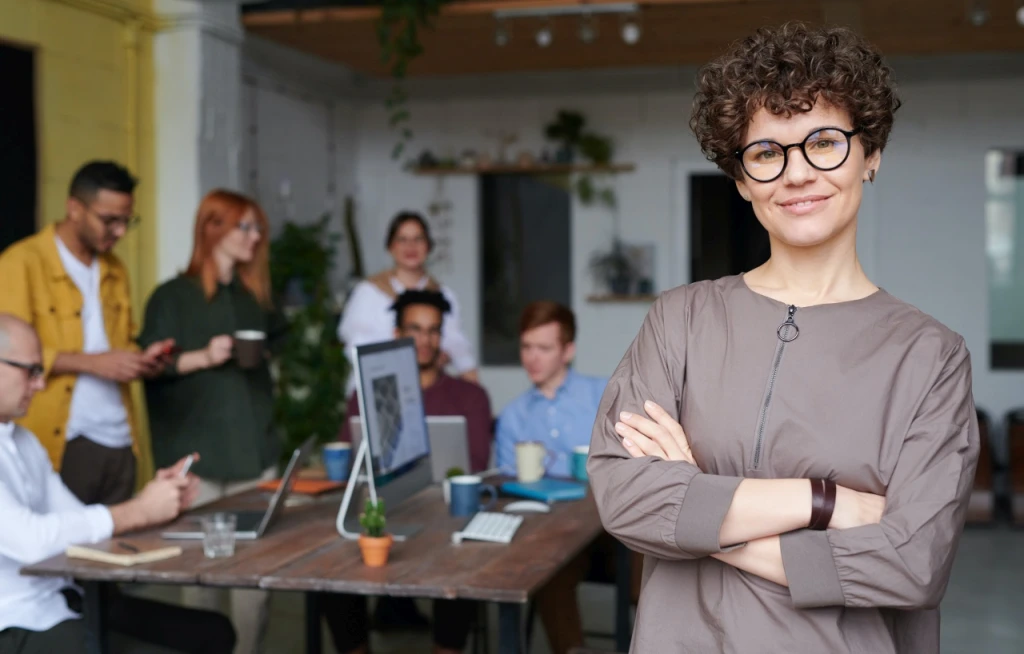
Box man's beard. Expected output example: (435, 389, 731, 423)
(419, 352, 440, 371)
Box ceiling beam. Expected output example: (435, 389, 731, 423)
(820, 0, 863, 32)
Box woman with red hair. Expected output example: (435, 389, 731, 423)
(138, 189, 285, 654)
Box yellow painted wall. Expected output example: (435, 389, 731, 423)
(0, 0, 159, 483)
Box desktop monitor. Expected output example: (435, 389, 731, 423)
(352, 338, 431, 480)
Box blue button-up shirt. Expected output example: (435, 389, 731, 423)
(495, 370, 608, 478)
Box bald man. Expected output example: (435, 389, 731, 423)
(0, 314, 235, 654)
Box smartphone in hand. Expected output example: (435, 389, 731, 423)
(179, 454, 195, 478)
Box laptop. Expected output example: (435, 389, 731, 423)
(161, 436, 316, 541)
(349, 414, 470, 483)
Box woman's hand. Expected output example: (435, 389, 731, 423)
(830, 486, 886, 529)
(614, 400, 696, 466)
(205, 335, 233, 368)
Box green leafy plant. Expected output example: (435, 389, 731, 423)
(544, 110, 586, 156)
(589, 239, 637, 296)
(359, 498, 387, 538)
(579, 132, 613, 166)
(269, 214, 349, 466)
(445, 467, 465, 478)
(377, 0, 453, 160)
(543, 108, 617, 210)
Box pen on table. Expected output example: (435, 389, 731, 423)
(118, 541, 140, 553)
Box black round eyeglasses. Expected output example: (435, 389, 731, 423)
(734, 127, 861, 183)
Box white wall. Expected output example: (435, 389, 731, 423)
(870, 76, 1024, 455)
(348, 58, 1024, 446)
(230, 43, 1024, 455)
(240, 35, 359, 292)
(154, 0, 245, 281)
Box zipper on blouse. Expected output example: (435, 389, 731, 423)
(752, 305, 799, 469)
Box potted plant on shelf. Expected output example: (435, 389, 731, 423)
(358, 499, 393, 567)
(544, 110, 586, 163)
(589, 239, 637, 296)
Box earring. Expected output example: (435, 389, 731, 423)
(867, 170, 876, 184)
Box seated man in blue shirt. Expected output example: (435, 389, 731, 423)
(496, 301, 606, 478)
(495, 301, 608, 654)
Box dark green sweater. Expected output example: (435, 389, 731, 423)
(138, 275, 287, 481)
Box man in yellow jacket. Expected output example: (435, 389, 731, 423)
(0, 161, 173, 505)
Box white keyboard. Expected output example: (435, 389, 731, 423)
(452, 512, 524, 544)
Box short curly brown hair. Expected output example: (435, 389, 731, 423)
(690, 23, 901, 180)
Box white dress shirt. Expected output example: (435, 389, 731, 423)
(338, 276, 476, 393)
(54, 235, 131, 449)
(0, 421, 114, 633)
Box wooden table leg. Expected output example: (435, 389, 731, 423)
(82, 581, 109, 654)
(615, 540, 632, 652)
(497, 603, 524, 654)
(305, 592, 322, 654)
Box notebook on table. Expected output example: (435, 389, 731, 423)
(66, 543, 182, 567)
(500, 478, 587, 503)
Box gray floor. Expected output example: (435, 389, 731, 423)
(141, 526, 1024, 653)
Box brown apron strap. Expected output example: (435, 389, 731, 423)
(369, 270, 442, 297)
(368, 270, 398, 300)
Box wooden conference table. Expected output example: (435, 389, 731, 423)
(21, 484, 632, 654)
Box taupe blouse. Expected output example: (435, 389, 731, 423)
(588, 275, 979, 653)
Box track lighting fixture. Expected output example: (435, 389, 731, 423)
(495, 19, 510, 47)
(620, 13, 641, 45)
(535, 20, 553, 48)
(578, 13, 598, 44)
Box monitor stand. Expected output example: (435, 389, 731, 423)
(336, 436, 428, 541)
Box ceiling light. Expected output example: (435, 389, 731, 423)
(968, 0, 989, 26)
(495, 19, 510, 46)
(621, 14, 641, 45)
(1017, 3, 1024, 26)
(535, 21, 553, 48)
(579, 13, 598, 44)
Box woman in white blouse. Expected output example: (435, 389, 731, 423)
(339, 211, 478, 384)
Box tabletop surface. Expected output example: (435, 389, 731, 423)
(21, 482, 605, 604)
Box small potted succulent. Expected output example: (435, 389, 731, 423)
(358, 499, 392, 567)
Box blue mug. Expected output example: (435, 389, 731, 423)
(445, 475, 497, 517)
(323, 443, 352, 482)
(571, 446, 589, 482)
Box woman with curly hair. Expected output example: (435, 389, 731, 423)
(588, 23, 978, 653)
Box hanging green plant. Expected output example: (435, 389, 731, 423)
(377, 0, 453, 160)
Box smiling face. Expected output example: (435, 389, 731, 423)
(388, 219, 430, 272)
(395, 303, 443, 371)
(734, 102, 880, 251)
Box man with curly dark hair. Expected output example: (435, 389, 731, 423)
(588, 23, 977, 653)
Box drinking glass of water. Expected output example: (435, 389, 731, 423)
(200, 513, 237, 558)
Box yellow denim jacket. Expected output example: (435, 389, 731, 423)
(0, 224, 140, 470)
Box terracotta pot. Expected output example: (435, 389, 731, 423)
(358, 534, 393, 567)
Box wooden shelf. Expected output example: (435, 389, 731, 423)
(587, 294, 657, 304)
(410, 163, 635, 176)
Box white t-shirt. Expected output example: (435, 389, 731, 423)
(54, 236, 132, 449)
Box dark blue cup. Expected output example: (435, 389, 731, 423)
(445, 475, 497, 517)
(323, 443, 352, 482)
